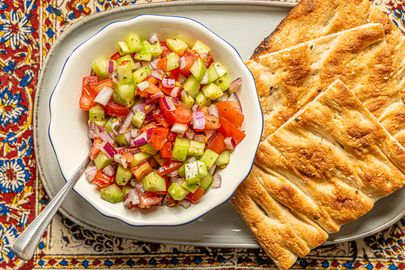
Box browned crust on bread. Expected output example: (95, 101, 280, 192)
(232, 80, 405, 269)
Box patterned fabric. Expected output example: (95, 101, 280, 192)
(0, 0, 404, 269)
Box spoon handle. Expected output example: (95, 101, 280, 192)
(11, 157, 90, 261)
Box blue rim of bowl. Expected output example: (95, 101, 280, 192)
(48, 14, 264, 227)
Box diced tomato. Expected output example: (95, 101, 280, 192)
(146, 83, 162, 96)
(104, 102, 130, 117)
(160, 85, 173, 96)
(157, 57, 167, 71)
(218, 117, 246, 145)
(205, 54, 214, 67)
(149, 127, 169, 150)
(83, 76, 98, 87)
(159, 100, 192, 125)
(167, 132, 177, 142)
(93, 171, 114, 188)
(147, 76, 159, 85)
(137, 194, 162, 209)
(216, 101, 244, 128)
(205, 114, 221, 130)
(152, 109, 170, 127)
(89, 138, 103, 160)
(168, 68, 181, 81)
(160, 142, 173, 159)
(110, 52, 120, 60)
(79, 83, 98, 111)
(179, 54, 197, 76)
(157, 161, 182, 176)
(95, 78, 113, 92)
(207, 133, 226, 154)
(186, 187, 204, 204)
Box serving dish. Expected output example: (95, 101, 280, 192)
(35, 0, 405, 247)
(48, 14, 263, 226)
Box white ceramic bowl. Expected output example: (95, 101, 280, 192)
(49, 14, 263, 226)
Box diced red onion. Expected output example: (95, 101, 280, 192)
(118, 112, 134, 134)
(229, 77, 242, 92)
(162, 96, 176, 112)
(151, 59, 159, 70)
(88, 121, 99, 139)
(151, 70, 163, 81)
(209, 164, 217, 175)
(131, 102, 146, 113)
(150, 92, 164, 99)
(146, 128, 153, 140)
(144, 112, 155, 124)
(192, 111, 206, 130)
(171, 177, 185, 185)
(148, 33, 159, 44)
(194, 134, 206, 143)
(224, 137, 236, 150)
(130, 129, 139, 138)
(99, 131, 115, 145)
(217, 93, 229, 102)
(170, 86, 181, 97)
(132, 133, 148, 147)
(114, 154, 128, 169)
(179, 56, 187, 70)
(128, 188, 140, 205)
(192, 104, 199, 112)
(185, 128, 195, 139)
(102, 165, 115, 176)
(101, 142, 117, 159)
(208, 104, 219, 117)
(106, 60, 115, 74)
(212, 173, 222, 189)
(204, 130, 215, 140)
(162, 78, 175, 88)
(167, 170, 179, 178)
(228, 93, 243, 112)
(178, 73, 187, 84)
(94, 86, 113, 106)
(134, 182, 144, 194)
(171, 123, 188, 134)
(137, 81, 149, 91)
(85, 165, 97, 182)
(110, 121, 120, 136)
(178, 200, 191, 209)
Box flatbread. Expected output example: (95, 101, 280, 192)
(232, 80, 405, 270)
(250, 0, 405, 145)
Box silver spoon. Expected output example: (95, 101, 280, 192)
(11, 157, 90, 261)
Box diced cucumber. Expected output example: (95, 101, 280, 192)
(104, 117, 118, 133)
(94, 152, 112, 170)
(197, 160, 208, 178)
(142, 172, 166, 192)
(116, 165, 132, 186)
(116, 55, 136, 70)
(131, 161, 153, 180)
(89, 105, 105, 122)
(116, 134, 129, 147)
(131, 152, 151, 167)
(188, 140, 205, 157)
(215, 74, 232, 91)
(117, 41, 131, 56)
(207, 64, 219, 83)
(213, 62, 227, 77)
(131, 110, 146, 128)
(91, 57, 109, 79)
(166, 52, 180, 71)
(134, 52, 152, 61)
(192, 40, 211, 55)
(181, 182, 199, 193)
(183, 75, 200, 97)
(178, 163, 186, 178)
(168, 183, 189, 201)
(172, 137, 190, 162)
(140, 143, 158, 155)
(199, 149, 219, 169)
(200, 173, 213, 191)
(100, 184, 124, 203)
(216, 150, 231, 168)
(166, 38, 188, 55)
(180, 91, 195, 109)
(125, 33, 142, 53)
(195, 92, 211, 106)
(133, 66, 152, 83)
(113, 83, 135, 107)
(117, 61, 133, 84)
(202, 83, 223, 100)
(190, 58, 207, 81)
(153, 153, 166, 166)
(150, 43, 163, 57)
(185, 161, 199, 184)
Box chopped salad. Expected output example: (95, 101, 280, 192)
(80, 32, 245, 209)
